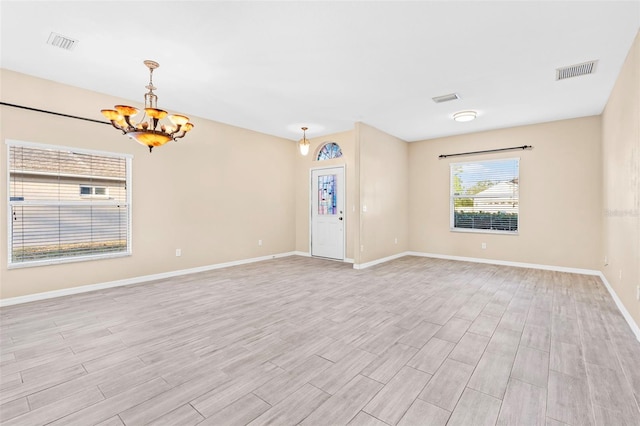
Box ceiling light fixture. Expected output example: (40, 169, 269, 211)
(452, 110, 477, 122)
(101, 60, 194, 153)
(299, 127, 310, 156)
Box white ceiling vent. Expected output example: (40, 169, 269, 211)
(556, 60, 598, 81)
(432, 93, 460, 103)
(47, 32, 78, 51)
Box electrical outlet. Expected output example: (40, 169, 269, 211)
(394, 237, 398, 244)
(363, 205, 367, 212)
(175, 248, 181, 257)
(481, 243, 487, 249)
(604, 255, 608, 266)
(258, 239, 262, 246)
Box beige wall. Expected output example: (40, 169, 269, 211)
(408, 116, 602, 270)
(294, 129, 356, 259)
(602, 31, 640, 328)
(357, 123, 409, 264)
(0, 69, 296, 299)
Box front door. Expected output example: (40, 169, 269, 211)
(311, 167, 345, 260)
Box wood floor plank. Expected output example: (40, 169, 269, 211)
(546, 370, 594, 426)
(406, 337, 455, 374)
(521, 323, 551, 352)
(0, 397, 29, 422)
(468, 314, 501, 337)
(361, 342, 418, 384)
(253, 354, 332, 405)
(145, 404, 204, 426)
(549, 340, 585, 378)
(419, 358, 474, 412)
(497, 378, 546, 426)
(485, 327, 521, 359)
(300, 375, 383, 426)
(585, 362, 640, 425)
(189, 363, 284, 419)
(196, 393, 270, 426)
(448, 332, 490, 366)
(511, 345, 549, 388)
(3, 386, 104, 426)
(49, 377, 172, 426)
(94, 415, 125, 426)
(348, 411, 389, 426)
(397, 399, 451, 426)
(434, 317, 472, 343)
(310, 348, 377, 395)
(248, 383, 330, 426)
(397, 321, 441, 348)
(467, 351, 514, 399)
(447, 387, 502, 426)
(363, 366, 432, 424)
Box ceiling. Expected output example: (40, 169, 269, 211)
(1, 1, 638, 142)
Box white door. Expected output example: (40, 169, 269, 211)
(311, 167, 345, 260)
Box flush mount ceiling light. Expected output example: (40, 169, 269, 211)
(101, 60, 194, 153)
(299, 127, 310, 156)
(452, 110, 477, 122)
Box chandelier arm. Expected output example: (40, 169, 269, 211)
(170, 124, 182, 136)
(173, 131, 187, 140)
(123, 116, 134, 130)
(107, 120, 122, 131)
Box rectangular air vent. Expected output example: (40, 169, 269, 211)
(47, 32, 78, 51)
(432, 93, 460, 103)
(556, 60, 598, 80)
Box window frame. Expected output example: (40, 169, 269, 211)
(449, 157, 519, 235)
(6, 139, 133, 268)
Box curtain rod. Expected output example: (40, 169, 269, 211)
(439, 145, 533, 159)
(0, 102, 110, 126)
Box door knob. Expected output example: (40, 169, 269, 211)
(339, 217, 343, 220)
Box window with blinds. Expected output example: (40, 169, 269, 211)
(7, 141, 132, 266)
(450, 158, 519, 233)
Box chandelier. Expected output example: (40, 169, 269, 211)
(101, 60, 194, 152)
(298, 127, 310, 156)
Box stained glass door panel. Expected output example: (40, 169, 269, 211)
(311, 167, 344, 260)
(318, 174, 337, 215)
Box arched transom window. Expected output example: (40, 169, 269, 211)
(317, 142, 343, 161)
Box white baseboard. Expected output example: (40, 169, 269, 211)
(293, 251, 354, 264)
(406, 251, 602, 276)
(353, 252, 409, 270)
(597, 272, 640, 342)
(0, 251, 297, 307)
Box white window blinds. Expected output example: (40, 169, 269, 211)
(8, 141, 131, 266)
(450, 158, 519, 233)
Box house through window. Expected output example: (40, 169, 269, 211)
(450, 158, 519, 233)
(7, 141, 132, 266)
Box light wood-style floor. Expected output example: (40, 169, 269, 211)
(1, 256, 639, 426)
